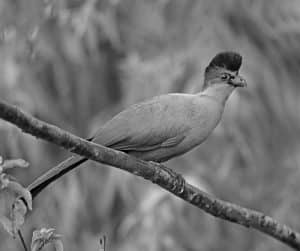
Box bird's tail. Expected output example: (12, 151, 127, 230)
(28, 156, 88, 199)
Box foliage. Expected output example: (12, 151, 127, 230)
(0, 0, 300, 250)
(31, 228, 63, 251)
(0, 157, 31, 239)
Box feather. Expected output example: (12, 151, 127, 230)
(93, 94, 192, 153)
(206, 52, 242, 72)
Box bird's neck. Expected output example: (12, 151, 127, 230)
(199, 84, 235, 106)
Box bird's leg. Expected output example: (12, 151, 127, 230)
(149, 161, 185, 194)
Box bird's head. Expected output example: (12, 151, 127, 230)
(203, 52, 247, 91)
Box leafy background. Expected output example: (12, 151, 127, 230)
(1, 0, 300, 250)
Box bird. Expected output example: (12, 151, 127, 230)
(28, 51, 246, 198)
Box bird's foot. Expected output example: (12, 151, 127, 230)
(162, 165, 186, 194)
(149, 161, 185, 194)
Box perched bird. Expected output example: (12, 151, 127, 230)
(29, 51, 246, 198)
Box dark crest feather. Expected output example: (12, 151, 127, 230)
(207, 52, 242, 72)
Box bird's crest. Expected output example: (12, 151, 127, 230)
(207, 52, 242, 72)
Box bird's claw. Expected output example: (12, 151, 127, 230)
(162, 165, 185, 194)
(150, 161, 185, 194)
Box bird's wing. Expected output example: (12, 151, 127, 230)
(93, 95, 192, 151)
(109, 134, 186, 152)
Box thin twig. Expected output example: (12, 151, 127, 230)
(18, 230, 28, 251)
(0, 100, 299, 250)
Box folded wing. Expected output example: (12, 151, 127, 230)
(92, 95, 192, 152)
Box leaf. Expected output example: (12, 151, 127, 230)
(7, 181, 32, 210)
(0, 174, 32, 210)
(0, 157, 32, 238)
(1, 159, 29, 171)
(11, 199, 27, 238)
(0, 198, 28, 238)
(0, 173, 10, 189)
(31, 228, 63, 251)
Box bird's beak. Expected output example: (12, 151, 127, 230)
(228, 75, 247, 87)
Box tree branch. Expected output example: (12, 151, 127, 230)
(0, 99, 299, 250)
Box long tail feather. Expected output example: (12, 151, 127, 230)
(28, 156, 88, 198)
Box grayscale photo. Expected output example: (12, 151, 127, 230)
(0, 0, 299, 250)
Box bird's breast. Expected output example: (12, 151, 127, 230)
(131, 97, 224, 162)
(180, 97, 224, 149)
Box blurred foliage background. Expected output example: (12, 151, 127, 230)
(1, 0, 300, 250)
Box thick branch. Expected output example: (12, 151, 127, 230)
(0, 100, 299, 250)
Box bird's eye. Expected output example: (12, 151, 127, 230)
(221, 73, 230, 81)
